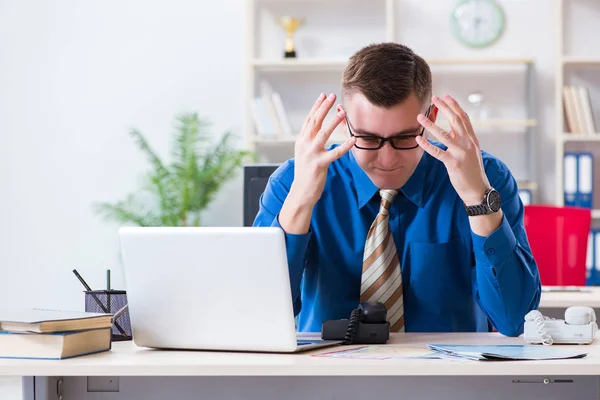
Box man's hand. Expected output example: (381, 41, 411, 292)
(416, 94, 503, 237)
(415, 94, 491, 206)
(278, 93, 356, 234)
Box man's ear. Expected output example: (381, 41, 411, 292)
(429, 105, 439, 123)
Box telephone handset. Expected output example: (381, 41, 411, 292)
(321, 301, 390, 345)
(524, 306, 598, 345)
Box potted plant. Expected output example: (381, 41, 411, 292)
(94, 112, 255, 226)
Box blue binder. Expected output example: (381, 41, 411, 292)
(587, 230, 600, 286)
(564, 152, 578, 207)
(577, 152, 593, 209)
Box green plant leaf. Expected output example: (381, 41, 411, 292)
(94, 112, 255, 227)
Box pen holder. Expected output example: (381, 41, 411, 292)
(84, 290, 132, 341)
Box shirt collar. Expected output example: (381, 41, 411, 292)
(348, 147, 432, 209)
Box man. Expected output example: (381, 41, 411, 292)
(253, 42, 541, 336)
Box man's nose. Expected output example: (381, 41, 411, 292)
(378, 141, 399, 165)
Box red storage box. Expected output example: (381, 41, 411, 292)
(523, 205, 591, 286)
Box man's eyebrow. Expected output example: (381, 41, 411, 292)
(352, 124, 423, 137)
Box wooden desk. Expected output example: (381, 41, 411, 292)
(5, 332, 600, 400)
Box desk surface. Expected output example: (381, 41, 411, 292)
(539, 286, 600, 308)
(1, 332, 600, 377)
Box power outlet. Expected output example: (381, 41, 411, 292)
(87, 376, 120, 392)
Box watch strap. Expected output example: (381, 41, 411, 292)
(464, 202, 490, 216)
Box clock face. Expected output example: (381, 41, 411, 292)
(451, 0, 505, 48)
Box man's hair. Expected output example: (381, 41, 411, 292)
(342, 42, 432, 109)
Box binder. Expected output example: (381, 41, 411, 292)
(592, 231, 600, 286)
(586, 230, 594, 283)
(564, 153, 578, 206)
(577, 153, 594, 209)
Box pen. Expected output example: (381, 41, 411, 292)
(107, 269, 111, 313)
(72, 269, 127, 336)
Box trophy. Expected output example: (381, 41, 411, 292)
(278, 16, 304, 58)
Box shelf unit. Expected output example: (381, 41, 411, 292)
(554, 0, 600, 216)
(245, 0, 539, 196)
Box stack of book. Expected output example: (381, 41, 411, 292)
(0, 308, 113, 360)
(563, 85, 596, 134)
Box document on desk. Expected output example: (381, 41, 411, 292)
(427, 344, 588, 361)
(313, 345, 442, 360)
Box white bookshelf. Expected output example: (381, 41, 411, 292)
(554, 0, 600, 216)
(245, 0, 539, 197)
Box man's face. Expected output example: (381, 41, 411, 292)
(342, 92, 435, 190)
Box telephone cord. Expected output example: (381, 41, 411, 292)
(343, 307, 363, 345)
(531, 311, 554, 346)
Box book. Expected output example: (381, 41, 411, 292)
(0, 328, 112, 360)
(577, 86, 596, 134)
(427, 344, 588, 361)
(0, 308, 113, 334)
(563, 85, 579, 133)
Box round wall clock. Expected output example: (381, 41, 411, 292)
(451, 0, 505, 48)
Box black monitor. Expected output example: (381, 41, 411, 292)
(243, 164, 280, 227)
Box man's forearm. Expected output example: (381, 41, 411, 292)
(469, 210, 504, 237)
(471, 217, 541, 336)
(278, 185, 315, 234)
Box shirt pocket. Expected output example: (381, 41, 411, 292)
(407, 236, 473, 317)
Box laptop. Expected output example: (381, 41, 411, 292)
(118, 226, 341, 353)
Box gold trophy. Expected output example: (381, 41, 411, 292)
(278, 16, 304, 58)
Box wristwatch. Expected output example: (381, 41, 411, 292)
(464, 188, 501, 216)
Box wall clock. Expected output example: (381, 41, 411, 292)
(451, 0, 505, 48)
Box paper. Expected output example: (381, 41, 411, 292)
(427, 344, 588, 361)
(313, 345, 441, 360)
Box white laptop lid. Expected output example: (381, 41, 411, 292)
(118, 226, 299, 352)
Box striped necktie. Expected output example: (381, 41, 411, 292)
(360, 189, 405, 332)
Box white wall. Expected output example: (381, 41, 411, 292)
(0, 0, 245, 310)
(0, 1, 589, 310)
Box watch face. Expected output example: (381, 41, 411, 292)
(486, 189, 501, 212)
(451, 0, 505, 48)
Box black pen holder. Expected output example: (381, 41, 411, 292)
(84, 290, 132, 341)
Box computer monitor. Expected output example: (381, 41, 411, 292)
(243, 164, 280, 227)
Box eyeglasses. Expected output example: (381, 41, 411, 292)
(345, 106, 432, 151)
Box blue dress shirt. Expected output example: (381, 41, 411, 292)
(253, 141, 541, 336)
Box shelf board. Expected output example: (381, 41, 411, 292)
(252, 57, 535, 71)
(251, 135, 347, 145)
(561, 133, 600, 141)
(427, 58, 534, 65)
(251, 59, 347, 71)
(438, 119, 537, 129)
(517, 181, 538, 191)
(562, 56, 600, 65)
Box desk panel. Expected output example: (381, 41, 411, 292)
(53, 376, 600, 400)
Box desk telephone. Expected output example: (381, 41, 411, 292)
(524, 306, 598, 345)
(322, 302, 390, 344)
